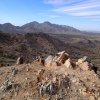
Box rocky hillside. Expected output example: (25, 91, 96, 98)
(0, 31, 100, 72)
(0, 32, 77, 64)
(0, 51, 100, 100)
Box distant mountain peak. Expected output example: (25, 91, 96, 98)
(0, 21, 81, 34)
(43, 21, 52, 24)
(22, 21, 39, 27)
(3, 23, 14, 26)
(29, 21, 39, 24)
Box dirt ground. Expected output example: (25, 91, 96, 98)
(0, 63, 100, 100)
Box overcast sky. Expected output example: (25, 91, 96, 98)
(0, 0, 100, 31)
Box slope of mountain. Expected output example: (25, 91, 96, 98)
(0, 21, 80, 34)
(0, 31, 90, 65)
(0, 23, 21, 33)
(0, 31, 74, 64)
(0, 31, 100, 70)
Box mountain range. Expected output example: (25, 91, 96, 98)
(0, 21, 80, 34)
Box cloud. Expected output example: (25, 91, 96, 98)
(44, 0, 90, 6)
(44, 0, 66, 5)
(54, 4, 100, 12)
(44, 0, 83, 5)
(69, 11, 100, 16)
(45, 0, 100, 19)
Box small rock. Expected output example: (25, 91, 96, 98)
(0, 80, 13, 92)
(12, 68, 18, 76)
(16, 57, 24, 65)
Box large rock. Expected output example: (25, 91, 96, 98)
(45, 51, 70, 67)
(64, 58, 73, 68)
(76, 56, 92, 71)
(76, 56, 87, 65)
(80, 61, 91, 71)
(55, 51, 69, 64)
(45, 55, 53, 67)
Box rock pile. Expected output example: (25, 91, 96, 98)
(76, 56, 97, 72)
(45, 51, 97, 73)
(45, 51, 72, 67)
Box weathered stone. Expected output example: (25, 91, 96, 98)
(0, 80, 13, 92)
(76, 56, 93, 71)
(11, 68, 18, 76)
(64, 58, 72, 68)
(76, 56, 87, 65)
(45, 55, 53, 66)
(80, 61, 91, 70)
(0, 79, 21, 94)
(39, 81, 58, 96)
(56, 51, 69, 64)
(16, 57, 24, 65)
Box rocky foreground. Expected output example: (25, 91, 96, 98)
(0, 51, 100, 100)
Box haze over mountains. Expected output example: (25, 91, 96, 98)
(0, 21, 80, 34)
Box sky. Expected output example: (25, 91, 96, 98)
(0, 0, 100, 31)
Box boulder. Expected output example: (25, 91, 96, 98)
(76, 56, 92, 71)
(76, 56, 98, 72)
(16, 57, 24, 65)
(76, 56, 87, 65)
(56, 51, 69, 64)
(80, 61, 91, 71)
(64, 58, 73, 68)
(45, 55, 55, 67)
(45, 52, 70, 67)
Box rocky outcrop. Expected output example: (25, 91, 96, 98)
(76, 56, 97, 72)
(44, 51, 97, 73)
(45, 51, 70, 67)
(64, 58, 73, 68)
